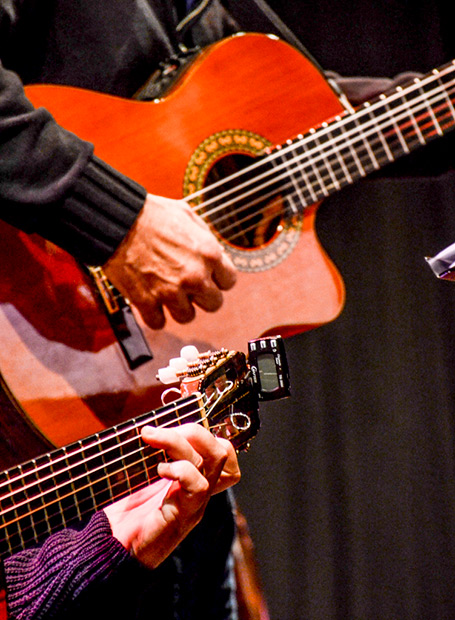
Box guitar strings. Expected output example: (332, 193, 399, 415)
(4, 449, 164, 539)
(4, 463, 166, 554)
(195, 79, 455, 240)
(208, 85, 455, 244)
(0, 394, 203, 492)
(180, 67, 455, 245)
(217, 92, 452, 235)
(193, 67, 453, 207)
(7, 71, 452, 521)
(0, 395, 208, 514)
(1, 379, 234, 547)
(3, 68, 454, 554)
(0, 395, 210, 554)
(227, 86, 453, 229)
(3, 410, 230, 555)
(215, 87, 454, 243)
(187, 64, 455, 216)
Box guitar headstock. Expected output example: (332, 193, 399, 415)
(158, 337, 290, 452)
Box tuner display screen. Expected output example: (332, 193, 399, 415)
(258, 354, 280, 392)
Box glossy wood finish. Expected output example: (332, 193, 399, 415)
(0, 33, 345, 453)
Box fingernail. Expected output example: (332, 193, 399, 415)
(141, 425, 156, 437)
(157, 462, 171, 476)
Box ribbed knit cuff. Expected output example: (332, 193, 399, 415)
(4, 512, 129, 620)
(39, 155, 147, 265)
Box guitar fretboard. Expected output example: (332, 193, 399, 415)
(278, 61, 455, 207)
(0, 393, 203, 558)
(192, 60, 455, 239)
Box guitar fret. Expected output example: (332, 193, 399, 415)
(118, 426, 142, 495)
(315, 122, 373, 191)
(133, 425, 155, 489)
(0, 470, 19, 557)
(402, 90, 438, 145)
(97, 431, 120, 506)
(312, 122, 358, 187)
(62, 446, 83, 523)
(338, 119, 367, 180)
(0, 471, 9, 556)
(145, 447, 167, 483)
(2, 520, 19, 557)
(309, 126, 344, 191)
(45, 456, 69, 534)
(287, 147, 308, 209)
(390, 116, 422, 151)
(59, 462, 85, 528)
(16, 457, 51, 551)
(1, 464, 35, 554)
(28, 457, 52, 544)
(110, 430, 133, 501)
(30, 455, 52, 540)
(323, 120, 354, 185)
(81, 435, 114, 511)
(436, 108, 455, 132)
(351, 112, 381, 172)
(139, 431, 152, 486)
(270, 150, 306, 213)
(17, 464, 36, 550)
(366, 102, 397, 164)
(299, 137, 332, 200)
(345, 105, 393, 169)
(63, 443, 96, 522)
(150, 408, 179, 428)
(401, 91, 426, 146)
(384, 85, 428, 150)
(418, 75, 455, 141)
(78, 440, 98, 514)
(418, 83, 443, 137)
(281, 143, 318, 204)
(379, 94, 412, 154)
(2, 463, 36, 554)
(0, 393, 208, 558)
(436, 72, 455, 124)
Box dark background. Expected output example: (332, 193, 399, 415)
(234, 2, 455, 618)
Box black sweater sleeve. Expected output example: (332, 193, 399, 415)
(0, 60, 146, 265)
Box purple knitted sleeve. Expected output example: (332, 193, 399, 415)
(4, 512, 130, 620)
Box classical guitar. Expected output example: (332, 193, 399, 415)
(0, 32, 454, 475)
(0, 337, 289, 618)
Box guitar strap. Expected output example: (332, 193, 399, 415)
(146, 0, 348, 105)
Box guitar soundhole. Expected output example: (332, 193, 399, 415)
(204, 154, 283, 250)
(184, 129, 300, 272)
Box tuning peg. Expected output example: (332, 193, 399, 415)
(169, 357, 188, 371)
(180, 345, 199, 362)
(157, 366, 179, 384)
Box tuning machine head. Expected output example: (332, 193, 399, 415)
(157, 346, 233, 386)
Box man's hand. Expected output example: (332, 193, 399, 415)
(103, 194, 237, 329)
(104, 423, 240, 569)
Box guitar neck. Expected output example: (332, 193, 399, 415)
(0, 393, 204, 558)
(275, 60, 455, 204)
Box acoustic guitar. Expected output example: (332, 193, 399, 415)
(0, 338, 289, 618)
(0, 32, 454, 486)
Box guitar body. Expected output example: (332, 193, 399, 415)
(0, 34, 345, 461)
